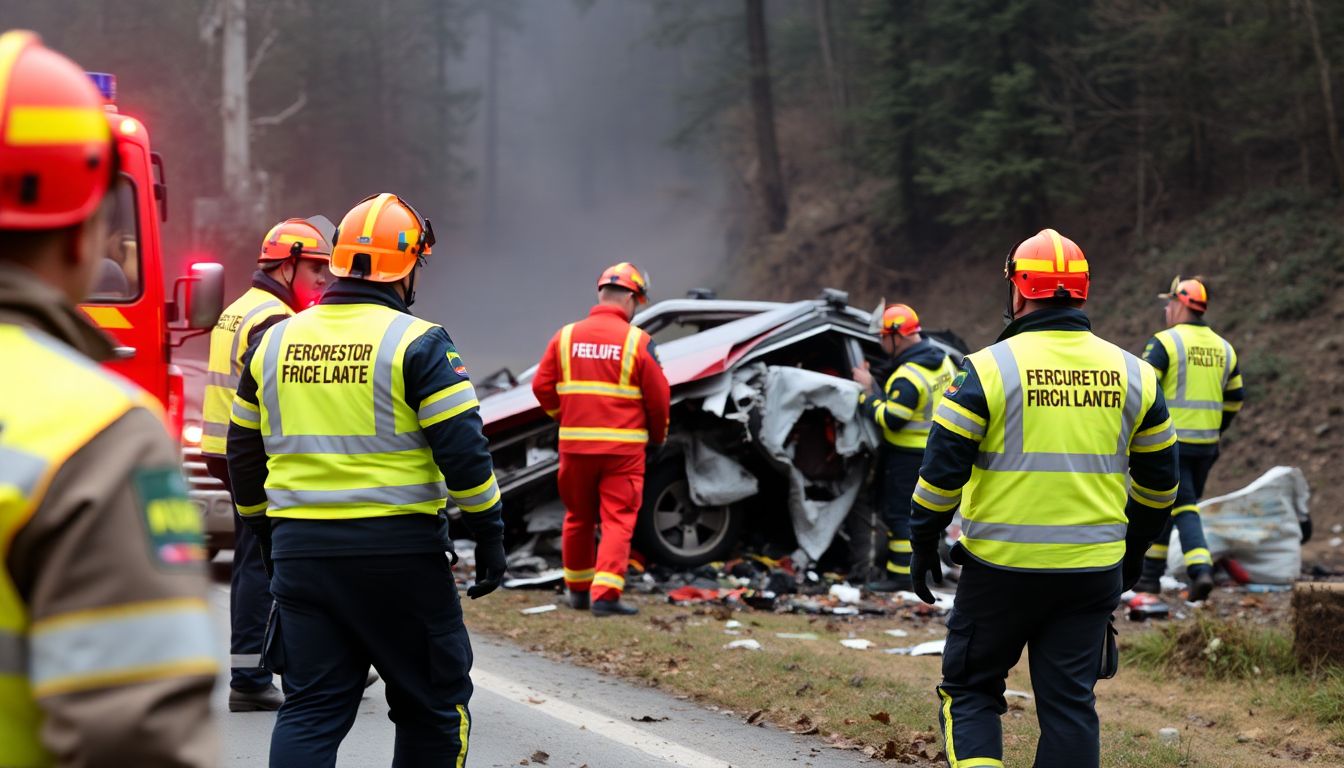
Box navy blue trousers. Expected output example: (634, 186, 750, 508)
(879, 450, 923, 576)
(1143, 450, 1217, 579)
(231, 513, 273, 690)
(937, 558, 1122, 768)
(267, 554, 473, 768)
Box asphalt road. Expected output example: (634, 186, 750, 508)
(209, 584, 872, 767)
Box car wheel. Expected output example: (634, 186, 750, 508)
(635, 459, 743, 567)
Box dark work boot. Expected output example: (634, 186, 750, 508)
(567, 591, 590, 610)
(866, 576, 913, 594)
(1133, 575, 1162, 595)
(591, 598, 638, 617)
(1188, 570, 1215, 602)
(229, 683, 284, 712)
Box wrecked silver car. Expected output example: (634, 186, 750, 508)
(476, 291, 966, 570)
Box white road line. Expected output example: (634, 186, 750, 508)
(470, 667, 729, 768)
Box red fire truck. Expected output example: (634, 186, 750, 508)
(76, 72, 223, 440)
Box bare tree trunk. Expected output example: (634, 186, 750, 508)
(1301, 0, 1344, 191)
(484, 4, 501, 246)
(220, 0, 252, 220)
(1136, 83, 1146, 242)
(813, 0, 849, 145)
(746, 0, 788, 233)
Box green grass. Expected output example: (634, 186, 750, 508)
(1122, 614, 1296, 680)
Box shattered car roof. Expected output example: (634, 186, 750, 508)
(478, 298, 873, 435)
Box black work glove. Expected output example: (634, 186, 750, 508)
(909, 541, 943, 605)
(468, 537, 507, 599)
(1301, 517, 1313, 545)
(1122, 546, 1145, 592)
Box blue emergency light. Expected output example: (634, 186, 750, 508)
(86, 72, 117, 103)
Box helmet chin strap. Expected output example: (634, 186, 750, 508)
(403, 263, 419, 308)
(1002, 280, 1016, 327)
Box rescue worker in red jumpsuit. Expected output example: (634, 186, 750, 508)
(533, 263, 670, 616)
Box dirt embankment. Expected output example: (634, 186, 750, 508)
(723, 108, 1344, 569)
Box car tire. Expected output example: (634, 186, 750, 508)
(634, 458, 744, 568)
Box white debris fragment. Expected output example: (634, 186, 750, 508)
(831, 606, 860, 616)
(829, 584, 861, 604)
(1330, 537, 1343, 548)
(1004, 689, 1033, 700)
(724, 639, 762, 651)
(1158, 728, 1180, 745)
(883, 629, 909, 638)
(520, 604, 557, 615)
(775, 632, 819, 640)
(724, 620, 743, 629)
(839, 638, 874, 650)
(887, 639, 947, 656)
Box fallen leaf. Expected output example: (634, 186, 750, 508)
(795, 682, 813, 696)
(526, 697, 546, 705)
(869, 711, 892, 725)
(529, 751, 549, 765)
(631, 715, 669, 723)
(746, 709, 765, 724)
(882, 740, 901, 759)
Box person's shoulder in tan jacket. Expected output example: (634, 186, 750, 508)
(2, 268, 218, 767)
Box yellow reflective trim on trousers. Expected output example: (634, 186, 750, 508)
(564, 567, 595, 583)
(5, 106, 110, 145)
(1172, 504, 1198, 516)
(361, 193, 394, 240)
(619, 326, 641, 387)
(559, 324, 575, 382)
(1184, 547, 1212, 566)
(887, 562, 911, 574)
(1145, 543, 1169, 558)
(888, 539, 912, 553)
(939, 687, 959, 765)
(559, 426, 648, 443)
(593, 572, 625, 590)
(1223, 399, 1243, 412)
(556, 380, 643, 398)
(456, 704, 470, 768)
(958, 759, 1005, 767)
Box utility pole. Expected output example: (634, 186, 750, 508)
(220, 0, 254, 223)
(484, 3, 501, 247)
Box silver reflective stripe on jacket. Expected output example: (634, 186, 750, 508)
(261, 314, 428, 456)
(229, 299, 284, 374)
(961, 520, 1128, 545)
(417, 383, 479, 423)
(0, 444, 47, 498)
(974, 342, 1141, 474)
(266, 482, 447, 508)
(205, 370, 239, 390)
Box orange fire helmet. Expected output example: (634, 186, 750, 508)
(1159, 276, 1208, 313)
(259, 218, 331, 263)
(329, 193, 435, 283)
(880, 303, 922, 337)
(1004, 228, 1089, 301)
(0, 30, 115, 231)
(597, 262, 651, 304)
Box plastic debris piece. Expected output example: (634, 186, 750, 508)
(884, 629, 909, 638)
(893, 590, 955, 613)
(1158, 728, 1180, 745)
(1127, 593, 1170, 621)
(829, 583, 861, 604)
(775, 632, 819, 640)
(503, 569, 565, 590)
(667, 586, 721, 605)
(520, 604, 557, 615)
(1246, 583, 1292, 593)
(831, 605, 860, 616)
(840, 638, 874, 650)
(910, 639, 945, 656)
(724, 639, 762, 651)
(724, 619, 743, 629)
(1004, 689, 1033, 700)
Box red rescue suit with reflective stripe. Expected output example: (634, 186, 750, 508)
(533, 305, 670, 454)
(533, 304, 670, 600)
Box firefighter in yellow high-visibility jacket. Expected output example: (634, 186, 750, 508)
(908, 229, 1179, 768)
(1133, 276, 1244, 601)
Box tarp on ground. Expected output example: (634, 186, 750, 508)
(1164, 465, 1308, 584)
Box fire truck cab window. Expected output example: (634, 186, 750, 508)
(89, 174, 141, 302)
